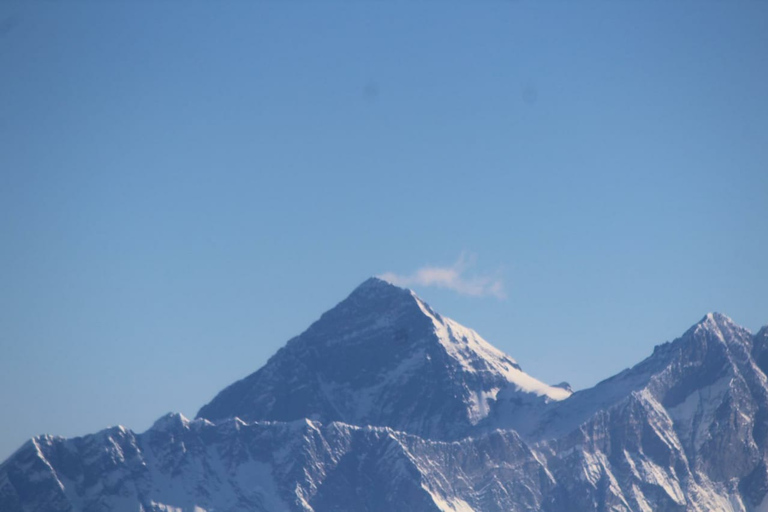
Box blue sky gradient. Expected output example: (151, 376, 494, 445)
(1, 1, 767, 460)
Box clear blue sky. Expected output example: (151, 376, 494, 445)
(1, 1, 767, 461)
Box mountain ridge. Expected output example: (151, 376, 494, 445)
(2, 278, 767, 512)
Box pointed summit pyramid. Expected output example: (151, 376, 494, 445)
(509, 311, 758, 441)
(196, 277, 569, 439)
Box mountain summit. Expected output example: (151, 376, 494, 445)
(197, 277, 569, 439)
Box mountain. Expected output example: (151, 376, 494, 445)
(197, 277, 570, 440)
(482, 312, 768, 511)
(1, 278, 767, 512)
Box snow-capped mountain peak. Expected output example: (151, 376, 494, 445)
(196, 277, 569, 438)
(690, 311, 750, 343)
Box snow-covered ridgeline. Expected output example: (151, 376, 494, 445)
(3, 279, 768, 512)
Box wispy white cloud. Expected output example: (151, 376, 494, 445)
(379, 253, 505, 299)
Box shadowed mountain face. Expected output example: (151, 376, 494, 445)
(2, 279, 767, 512)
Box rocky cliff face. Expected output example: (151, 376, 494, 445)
(2, 279, 766, 512)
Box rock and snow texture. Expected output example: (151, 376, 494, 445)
(0, 415, 555, 512)
(2, 279, 768, 512)
(197, 278, 569, 440)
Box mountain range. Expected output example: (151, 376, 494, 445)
(2, 277, 767, 511)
